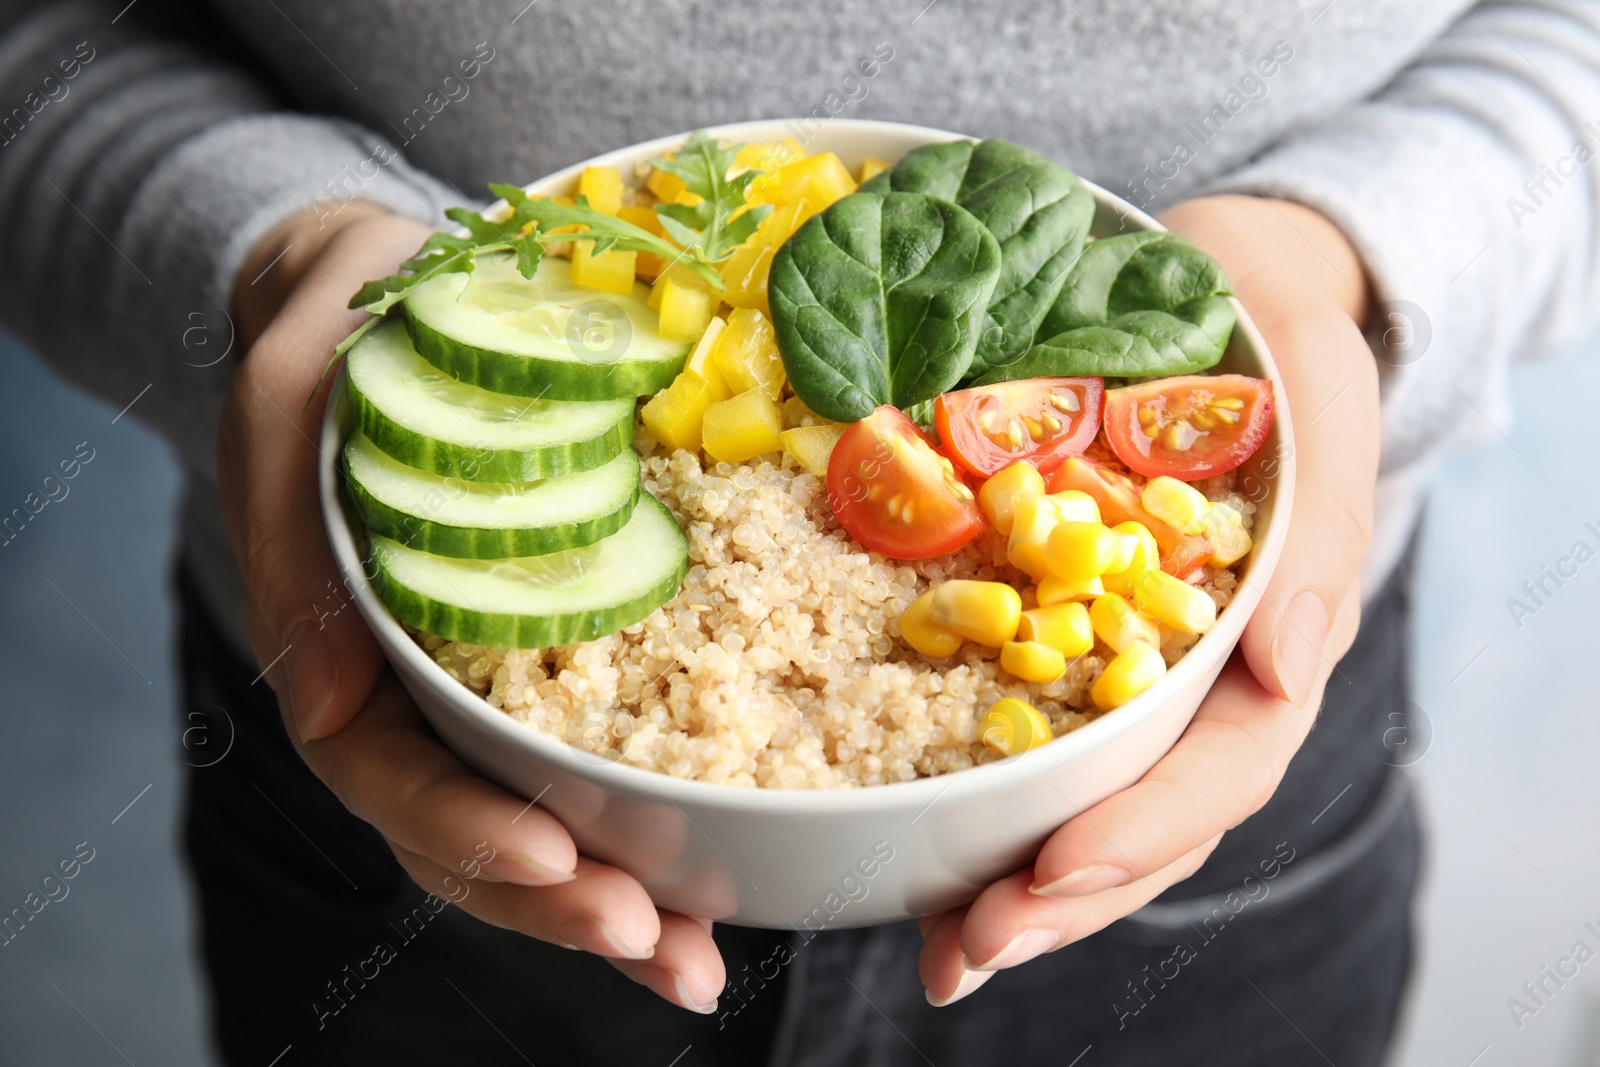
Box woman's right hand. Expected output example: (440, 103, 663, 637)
(218, 206, 724, 1015)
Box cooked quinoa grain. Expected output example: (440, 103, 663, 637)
(415, 444, 1253, 789)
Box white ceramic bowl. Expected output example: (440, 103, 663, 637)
(319, 119, 1295, 929)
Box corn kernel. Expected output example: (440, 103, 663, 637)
(640, 370, 718, 453)
(898, 590, 964, 658)
(684, 316, 731, 400)
(701, 388, 783, 463)
(780, 423, 846, 477)
(1000, 640, 1067, 683)
(980, 697, 1053, 757)
(713, 308, 786, 399)
(1046, 522, 1117, 581)
(979, 462, 1046, 536)
(1036, 574, 1105, 606)
(577, 166, 625, 216)
(1091, 641, 1167, 710)
(1089, 594, 1161, 654)
(1130, 569, 1217, 634)
(569, 241, 637, 294)
(858, 156, 890, 183)
(929, 580, 1022, 647)
(1007, 490, 1099, 579)
(1204, 503, 1253, 567)
(1101, 521, 1160, 598)
(1017, 602, 1093, 657)
(657, 278, 716, 343)
(1141, 476, 1212, 535)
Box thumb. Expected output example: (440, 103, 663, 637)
(1237, 302, 1379, 706)
(220, 213, 434, 742)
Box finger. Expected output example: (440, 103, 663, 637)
(300, 672, 578, 884)
(1237, 303, 1379, 705)
(607, 910, 725, 1014)
(1030, 657, 1307, 897)
(919, 907, 993, 1007)
(957, 837, 1218, 974)
(916, 913, 942, 938)
(392, 844, 660, 961)
(221, 215, 433, 742)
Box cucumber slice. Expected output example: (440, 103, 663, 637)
(369, 495, 688, 648)
(343, 431, 640, 559)
(347, 319, 634, 482)
(403, 254, 689, 400)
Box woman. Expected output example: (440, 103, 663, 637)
(1, 1, 1594, 1062)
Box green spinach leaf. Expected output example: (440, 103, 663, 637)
(975, 232, 1236, 383)
(864, 139, 1095, 380)
(768, 191, 1002, 422)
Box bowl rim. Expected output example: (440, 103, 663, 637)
(319, 117, 1296, 815)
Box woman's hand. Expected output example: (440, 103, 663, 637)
(218, 205, 725, 1014)
(919, 195, 1381, 1005)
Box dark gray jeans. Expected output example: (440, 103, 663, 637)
(179, 543, 1419, 1067)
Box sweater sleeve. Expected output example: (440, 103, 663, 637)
(1204, 1, 1600, 476)
(0, 0, 456, 475)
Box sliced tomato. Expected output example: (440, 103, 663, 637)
(826, 406, 984, 560)
(934, 377, 1103, 478)
(1048, 456, 1212, 578)
(1103, 374, 1273, 481)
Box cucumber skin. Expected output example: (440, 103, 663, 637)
(403, 304, 688, 401)
(368, 498, 689, 649)
(347, 367, 633, 483)
(343, 451, 642, 560)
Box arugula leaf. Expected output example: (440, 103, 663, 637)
(648, 131, 773, 264)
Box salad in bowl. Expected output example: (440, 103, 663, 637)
(318, 120, 1292, 926)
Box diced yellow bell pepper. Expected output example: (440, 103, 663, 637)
(1046, 522, 1118, 581)
(719, 201, 807, 314)
(539, 195, 583, 256)
(569, 241, 637, 294)
(1091, 641, 1166, 710)
(979, 462, 1046, 536)
(980, 698, 1053, 757)
(656, 278, 717, 344)
(737, 139, 806, 176)
(713, 308, 786, 399)
(1131, 570, 1217, 634)
(640, 370, 719, 453)
(577, 166, 625, 216)
(617, 205, 670, 282)
(1017, 602, 1093, 657)
(1141, 476, 1212, 535)
(858, 157, 890, 183)
(780, 423, 846, 477)
(701, 388, 784, 464)
(898, 590, 965, 659)
(645, 164, 688, 203)
(769, 152, 857, 210)
(684, 315, 731, 399)
(648, 262, 712, 310)
(1089, 594, 1161, 655)
(1101, 521, 1160, 598)
(1007, 490, 1100, 579)
(1036, 574, 1105, 606)
(1204, 503, 1253, 567)
(929, 580, 1023, 647)
(1001, 640, 1067, 683)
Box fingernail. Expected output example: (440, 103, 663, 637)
(285, 621, 338, 742)
(925, 966, 994, 1007)
(493, 853, 577, 885)
(555, 919, 654, 961)
(672, 972, 719, 1015)
(1030, 863, 1131, 898)
(1271, 590, 1330, 705)
(965, 928, 1060, 972)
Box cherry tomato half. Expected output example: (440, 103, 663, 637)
(826, 406, 984, 560)
(1048, 456, 1212, 578)
(934, 377, 1103, 478)
(1102, 374, 1273, 481)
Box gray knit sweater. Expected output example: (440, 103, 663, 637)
(2, 0, 1597, 652)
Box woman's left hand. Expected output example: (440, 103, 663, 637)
(918, 195, 1381, 1005)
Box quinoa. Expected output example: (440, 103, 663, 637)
(414, 439, 1254, 790)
